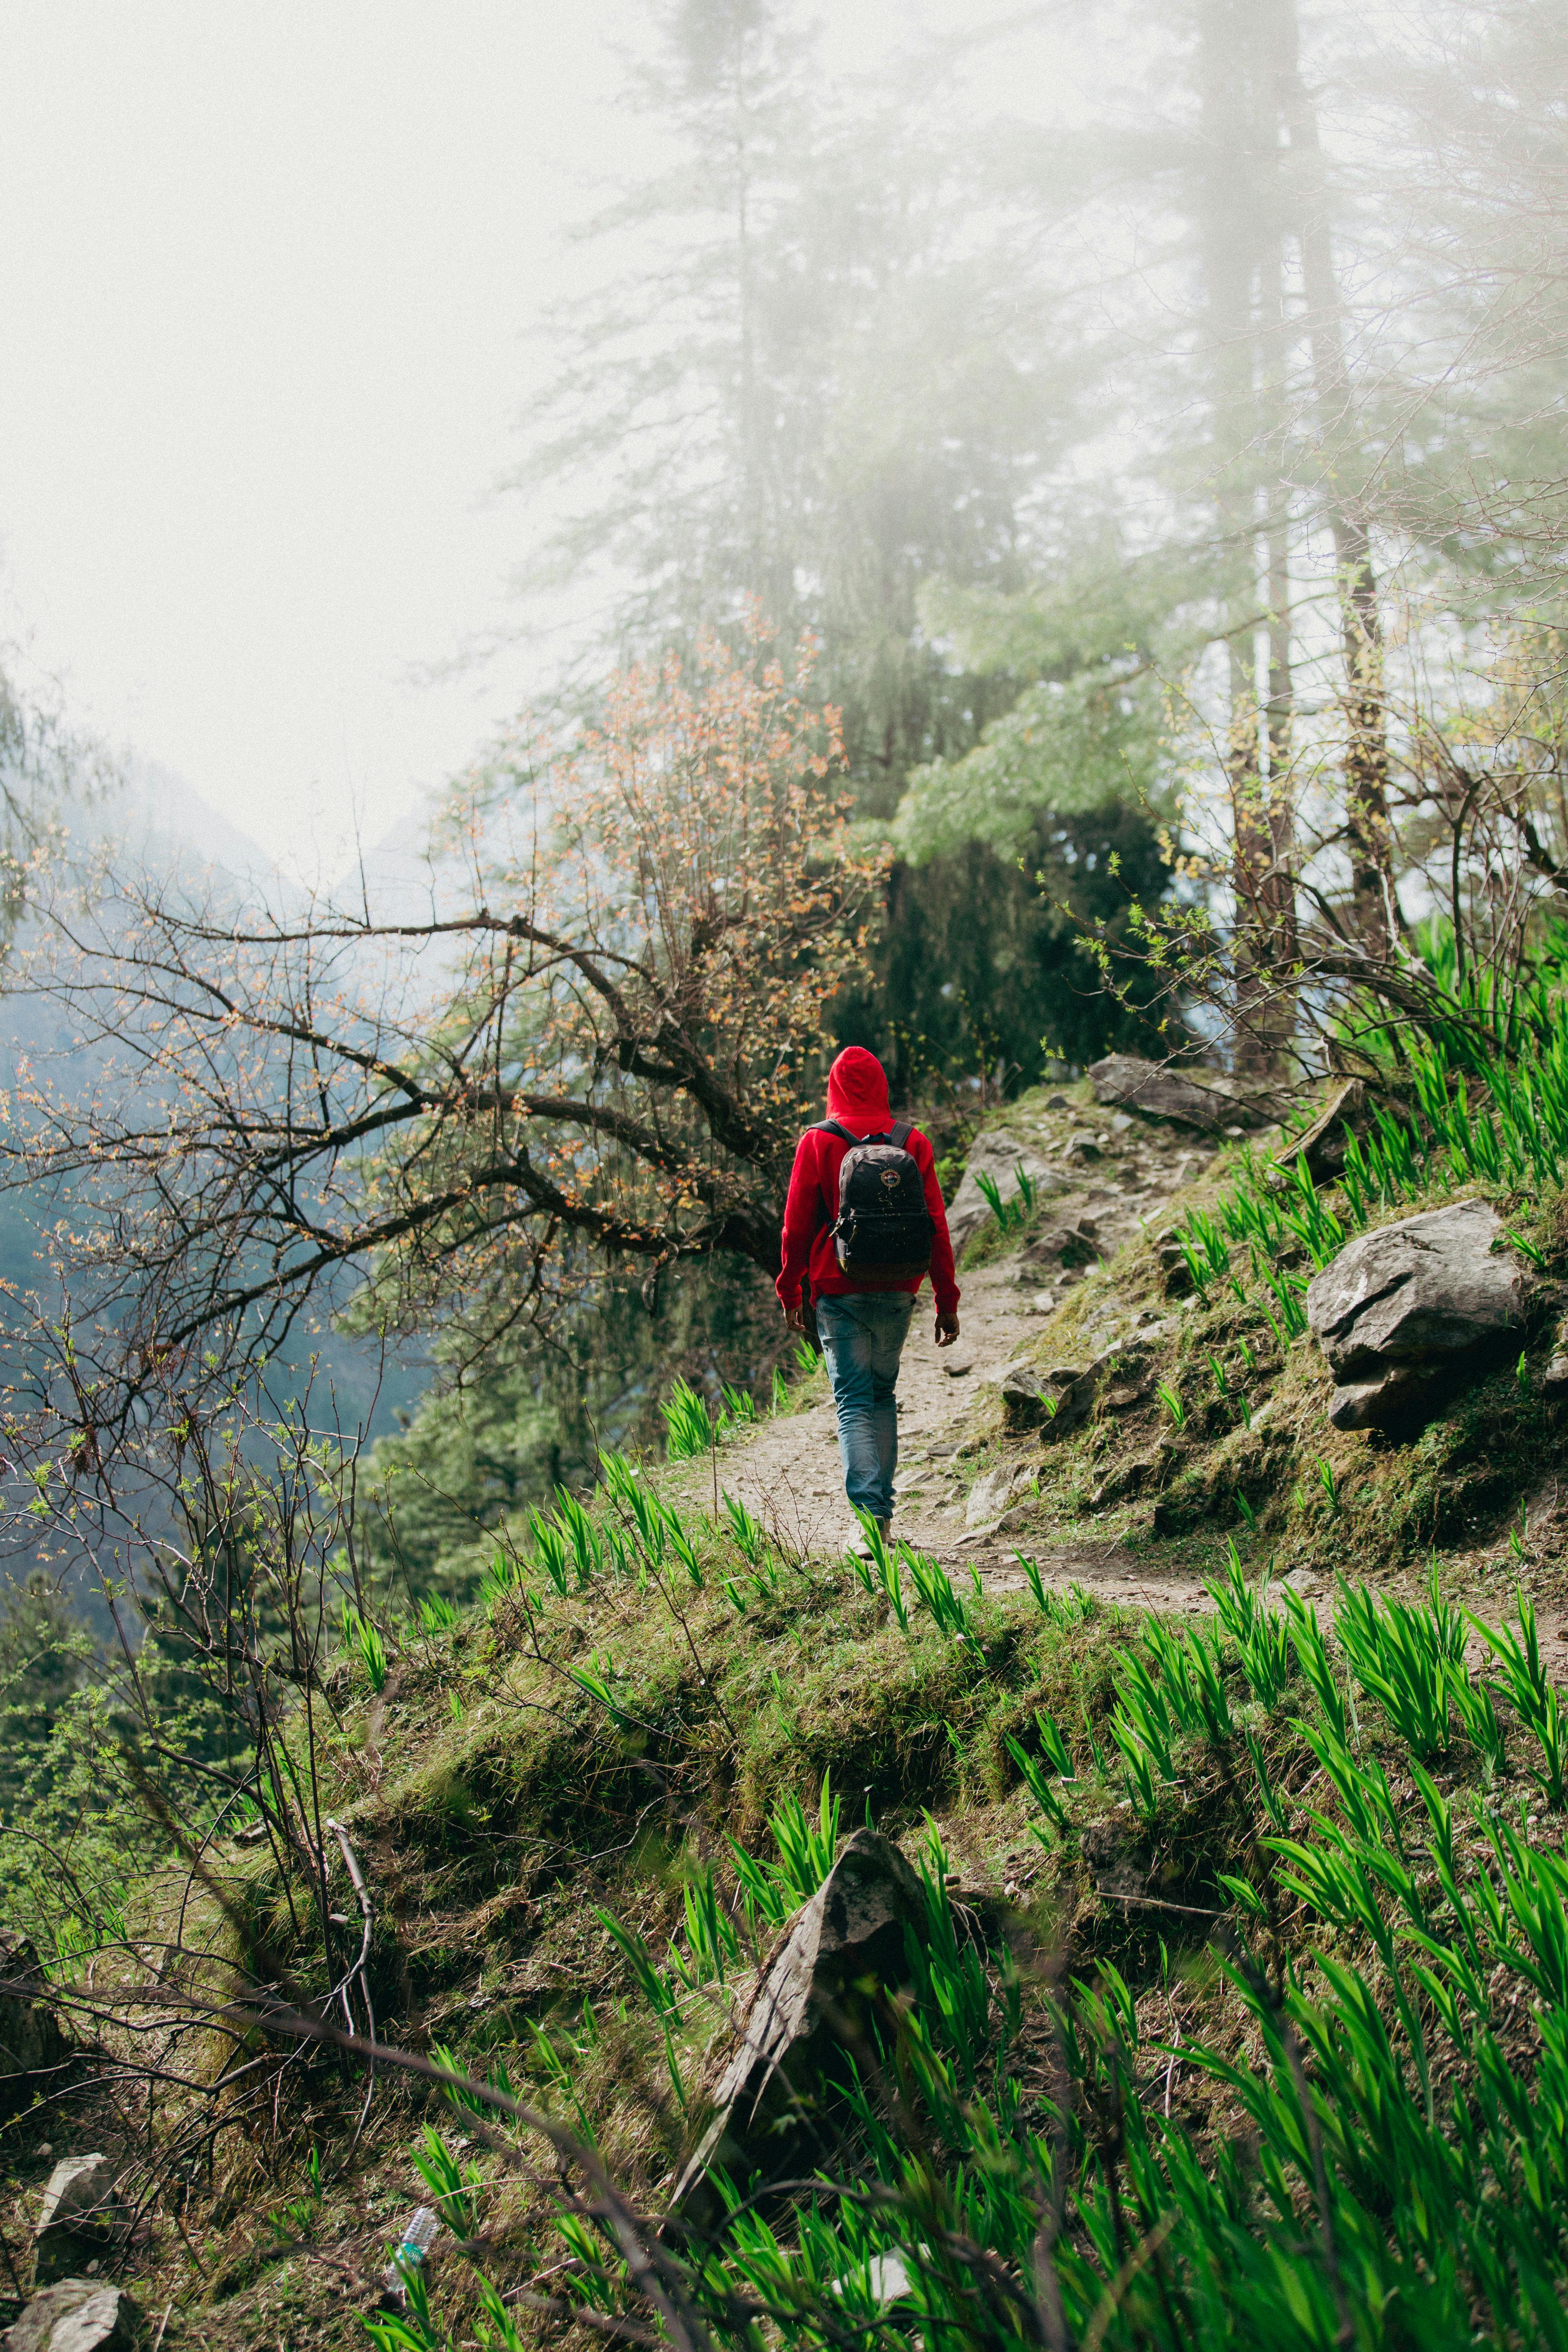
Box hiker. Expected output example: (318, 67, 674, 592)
(777, 1046, 960, 1540)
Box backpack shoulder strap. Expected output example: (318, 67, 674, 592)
(891, 1120, 915, 1151)
(815, 1119, 860, 1145)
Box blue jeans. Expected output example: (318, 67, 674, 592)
(814, 1292, 916, 1523)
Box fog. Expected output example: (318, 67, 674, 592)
(0, 0, 1069, 881)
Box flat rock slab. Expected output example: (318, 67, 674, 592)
(946, 1131, 1069, 1250)
(1306, 1197, 1530, 1433)
(33, 2160, 124, 2289)
(4, 2282, 140, 2352)
(1088, 1055, 1280, 1133)
(672, 1830, 925, 2219)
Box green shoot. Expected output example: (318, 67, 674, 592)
(1156, 1381, 1187, 1428)
(340, 1602, 388, 1693)
(661, 1376, 714, 1461)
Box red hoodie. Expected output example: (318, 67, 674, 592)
(776, 1047, 960, 1316)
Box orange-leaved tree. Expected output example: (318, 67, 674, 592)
(7, 627, 882, 1410)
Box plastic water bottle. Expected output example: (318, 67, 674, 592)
(383, 2205, 440, 2298)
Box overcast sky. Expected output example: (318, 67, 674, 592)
(0, 1, 1058, 884)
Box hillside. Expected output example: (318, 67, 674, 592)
(5, 1065, 1568, 2350)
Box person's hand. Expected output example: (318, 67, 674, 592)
(935, 1312, 960, 1347)
(784, 1300, 806, 1332)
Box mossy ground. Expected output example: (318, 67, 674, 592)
(8, 1088, 1568, 2346)
(945, 1117, 1568, 1612)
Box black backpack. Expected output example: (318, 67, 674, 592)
(816, 1118, 935, 1285)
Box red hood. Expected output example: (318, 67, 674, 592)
(826, 1047, 892, 1131)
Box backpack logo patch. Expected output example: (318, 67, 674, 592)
(880, 1168, 900, 1188)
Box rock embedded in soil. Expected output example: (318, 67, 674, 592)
(1019, 1218, 1100, 1272)
(964, 1461, 1037, 1526)
(945, 1131, 1069, 1250)
(1306, 1197, 1531, 1434)
(32, 2158, 125, 2288)
(1000, 1364, 1049, 1430)
(671, 1830, 926, 2222)
(4, 2283, 141, 2352)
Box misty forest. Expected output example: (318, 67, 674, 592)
(8, 2, 1568, 2346)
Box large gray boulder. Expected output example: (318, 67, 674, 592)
(945, 1131, 1068, 1251)
(1088, 1056, 1281, 1133)
(0, 1935, 67, 2118)
(1306, 1198, 1530, 1433)
(672, 1831, 925, 2220)
(4, 2283, 141, 2352)
(33, 2159, 125, 2288)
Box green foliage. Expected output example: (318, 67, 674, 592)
(896, 558, 1183, 866)
(974, 1163, 1037, 1236)
(1004, 1711, 1074, 1835)
(1177, 1015, 1568, 1318)
(1332, 1571, 1466, 1760)
(359, 1262, 784, 1593)
(676, 1866, 739, 1988)
(1472, 1593, 1568, 1807)
(843, 809, 1179, 1089)
(537, 1570, 1568, 2352)
(1155, 1379, 1187, 1428)
(661, 1377, 714, 1461)
(0, 1572, 94, 1809)
(728, 1773, 842, 1933)
(663, 1375, 763, 1462)
(1207, 1543, 1291, 1706)
(363, 2262, 443, 2352)
(1013, 1554, 1094, 1626)
(341, 1601, 389, 1694)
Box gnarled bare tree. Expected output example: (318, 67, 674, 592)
(3, 630, 880, 1437)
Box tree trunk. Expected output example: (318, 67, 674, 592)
(1272, 0, 1399, 962)
(1198, 0, 1297, 1072)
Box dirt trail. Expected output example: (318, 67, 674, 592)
(691, 1098, 1227, 1610)
(664, 1085, 1568, 1657)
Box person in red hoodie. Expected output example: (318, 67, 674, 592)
(777, 1046, 960, 1539)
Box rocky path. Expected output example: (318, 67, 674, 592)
(666, 1074, 1568, 1648)
(684, 1091, 1227, 1605)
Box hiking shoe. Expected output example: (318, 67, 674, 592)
(849, 1520, 892, 1559)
